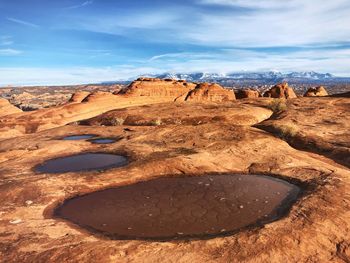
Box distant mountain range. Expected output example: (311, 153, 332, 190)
(144, 71, 350, 86)
(101, 71, 350, 86)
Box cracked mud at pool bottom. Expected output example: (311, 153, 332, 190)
(35, 153, 128, 173)
(55, 174, 300, 240)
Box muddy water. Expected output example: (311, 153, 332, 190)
(55, 174, 300, 240)
(88, 138, 118, 144)
(36, 153, 128, 173)
(62, 134, 97, 141)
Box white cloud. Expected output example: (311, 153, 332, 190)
(147, 48, 350, 76)
(72, 0, 350, 48)
(0, 36, 13, 46)
(65, 0, 94, 10)
(7, 17, 40, 28)
(1, 47, 349, 86)
(0, 49, 22, 56)
(198, 0, 297, 9)
(0, 66, 163, 86)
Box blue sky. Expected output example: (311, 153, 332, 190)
(1, 0, 350, 85)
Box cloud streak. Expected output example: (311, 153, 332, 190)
(0, 49, 22, 56)
(7, 17, 40, 28)
(65, 0, 94, 10)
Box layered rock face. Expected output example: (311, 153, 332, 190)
(304, 86, 328, 97)
(119, 78, 196, 99)
(235, 89, 260, 99)
(263, 83, 297, 99)
(0, 98, 22, 117)
(182, 83, 235, 102)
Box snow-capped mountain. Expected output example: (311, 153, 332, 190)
(151, 71, 335, 81)
(109, 71, 348, 86)
(135, 71, 347, 86)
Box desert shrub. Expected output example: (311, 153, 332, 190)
(151, 118, 162, 126)
(268, 99, 287, 113)
(108, 117, 124, 126)
(278, 124, 299, 139)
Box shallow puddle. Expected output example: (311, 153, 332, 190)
(62, 134, 97, 141)
(55, 174, 300, 240)
(88, 138, 118, 144)
(36, 153, 128, 173)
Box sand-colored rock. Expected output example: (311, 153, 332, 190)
(304, 86, 328, 97)
(0, 98, 22, 117)
(263, 83, 297, 99)
(256, 97, 350, 167)
(0, 79, 237, 140)
(119, 78, 196, 99)
(80, 102, 272, 127)
(235, 89, 260, 99)
(0, 100, 349, 262)
(182, 83, 235, 102)
(69, 91, 91, 103)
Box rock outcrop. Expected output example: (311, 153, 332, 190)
(263, 83, 297, 99)
(235, 89, 260, 99)
(0, 100, 349, 263)
(119, 78, 196, 99)
(0, 98, 22, 117)
(69, 91, 91, 103)
(304, 86, 328, 97)
(331, 91, 350, 98)
(0, 79, 237, 139)
(183, 83, 235, 102)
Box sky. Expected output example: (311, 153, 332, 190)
(0, 0, 350, 85)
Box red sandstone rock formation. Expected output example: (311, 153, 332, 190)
(263, 83, 297, 99)
(0, 98, 22, 117)
(119, 78, 196, 99)
(304, 86, 328, 97)
(235, 89, 260, 99)
(183, 83, 236, 102)
(69, 91, 91, 103)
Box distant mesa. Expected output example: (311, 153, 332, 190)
(235, 89, 261, 99)
(183, 83, 236, 102)
(304, 86, 328, 97)
(263, 82, 297, 99)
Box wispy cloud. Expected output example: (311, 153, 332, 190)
(0, 36, 13, 46)
(7, 17, 39, 28)
(0, 49, 22, 56)
(65, 0, 94, 10)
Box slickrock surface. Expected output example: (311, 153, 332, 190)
(256, 97, 350, 168)
(0, 79, 233, 140)
(304, 86, 328, 97)
(235, 89, 261, 99)
(182, 83, 235, 102)
(0, 98, 22, 117)
(0, 85, 349, 263)
(263, 83, 297, 99)
(79, 102, 272, 127)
